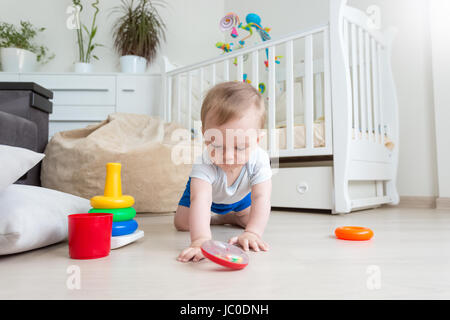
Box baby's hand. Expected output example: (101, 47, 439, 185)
(177, 238, 209, 263)
(228, 231, 269, 252)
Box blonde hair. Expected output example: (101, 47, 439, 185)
(201, 81, 266, 129)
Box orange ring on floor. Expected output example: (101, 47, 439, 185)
(335, 226, 374, 241)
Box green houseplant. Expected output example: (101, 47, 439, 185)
(72, 0, 102, 72)
(111, 0, 166, 73)
(0, 21, 54, 72)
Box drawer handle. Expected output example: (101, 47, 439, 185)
(121, 89, 135, 92)
(296, 182, 309, 194)
(51, 88, 109, 92)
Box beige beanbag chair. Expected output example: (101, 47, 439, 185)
(41, 113, 193, 213)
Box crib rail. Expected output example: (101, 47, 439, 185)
(163, 24, 333, 158)
(342, 6, 388, 147)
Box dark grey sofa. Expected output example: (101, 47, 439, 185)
(0, 82, 53, 186)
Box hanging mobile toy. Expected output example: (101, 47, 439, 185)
(215, 12, 275, 74)
(201, 240, 249, 270)
(216, 41, 233, 53)
(258, 82, 266, 94)
(244, 13, 271, 61)
(220, 13, 240, 38)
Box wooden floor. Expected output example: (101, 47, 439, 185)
(1, 207, 449, 299)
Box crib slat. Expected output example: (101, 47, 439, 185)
(323, 28, 333, 149)
(237, 55, 244, 82)
(314, 73, 323, 119)
(285, 40, 294, 151)
(176, 74, 181, 123)
(166, 76, 172, 123)
(371, 38, 380, 144)
(350, 23, 360, 137)
(224, 60, 229, 81)
(252, 50, 259, 90)
(199, 67, 204, 103)
(358, 27, 367, 138)
(304, 34, 314, 149)
(343, 19, 349, 61)
(211, 64, 216, 86)
(268, 46, 276, 154)
(187, 72, 192, 133)
(377, 43, 385, 141)
(365, 32, 373, 141)
(198, 68, 204, 139)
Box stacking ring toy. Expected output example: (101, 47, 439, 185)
(90, 162, 135, 209)
(112, 219, 138, 237)
(89, 207, 136, 222)
(201, 240, 249, 270)
(335, 226, 374, 241)
(90, 195, 134, 209)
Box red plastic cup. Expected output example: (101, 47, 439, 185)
(68, 213, 113, 259)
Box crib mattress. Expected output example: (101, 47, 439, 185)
(259, 122, 326, 151)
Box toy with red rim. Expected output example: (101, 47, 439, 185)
(201, 240, 249, 270)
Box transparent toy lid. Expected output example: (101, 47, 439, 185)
(201, 240, 249, 270)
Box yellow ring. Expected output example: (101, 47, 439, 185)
(90, 195, 135, 209)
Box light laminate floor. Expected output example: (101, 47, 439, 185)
(1, 207, 449, 299)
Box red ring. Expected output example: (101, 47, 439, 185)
(335, 226, 374, 241)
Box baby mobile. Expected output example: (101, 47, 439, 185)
(216, 12, 282, 94)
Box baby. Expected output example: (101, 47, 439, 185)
(174, 81, 272, 262)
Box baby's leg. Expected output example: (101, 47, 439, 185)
(210, 206, 251, 229)
(234, 206, 251, 228)
(174, 205, 190, 231)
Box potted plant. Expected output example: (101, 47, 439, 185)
(111, 0, 166, 73)
(72, 0, 102, 73)
(0, 21, 54, 72)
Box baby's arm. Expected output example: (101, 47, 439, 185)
(229, 179, 272, 251)
(177, 177, 212, 262)
(246, 179, 272, 237)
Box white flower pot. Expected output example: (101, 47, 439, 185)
(120, 55, 147, 73)
(0, 48, 37, 72)
(74, 62, 93, 73)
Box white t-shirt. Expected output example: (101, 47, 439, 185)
(189, 146, 272, 204)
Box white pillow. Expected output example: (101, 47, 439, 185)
(0, 145, 45, 193)
(0, 184, 91, 255)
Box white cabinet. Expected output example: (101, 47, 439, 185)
(19, 74, 117, 106)
(0, 72, 162, 137)
(116, 75, 161, 116)
(0, 73, 20, 81)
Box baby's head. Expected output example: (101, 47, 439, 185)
(201, 81, 266, 170)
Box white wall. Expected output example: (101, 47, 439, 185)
(224, 0, 439, 198)
(1, 0, 443, 198)
(429, 0, 450, 199)
(0, 0, 224, 72)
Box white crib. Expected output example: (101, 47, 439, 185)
(161, 0, 399, 214)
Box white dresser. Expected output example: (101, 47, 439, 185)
(0, 72, 162, 137)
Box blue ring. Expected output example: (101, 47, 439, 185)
(112, 219, 138, 237)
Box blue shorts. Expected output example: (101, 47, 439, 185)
(178, 177, 251, 215)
